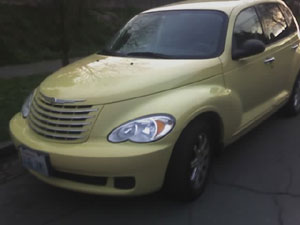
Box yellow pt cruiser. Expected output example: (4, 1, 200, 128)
(10, 0, 300, 200)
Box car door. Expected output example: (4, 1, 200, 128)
(222, 6, 277, 130)
(278, 3, 300, 90)
(255, 3, 294, 106)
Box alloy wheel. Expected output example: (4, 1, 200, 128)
(190, 133, 210, 190)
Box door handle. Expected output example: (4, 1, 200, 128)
(291, 44, 299, 50)
(264, 57, 276, 64)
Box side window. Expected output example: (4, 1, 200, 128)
(256, 3, 289, 44)
(278, 3, 297, 34)
(233, 7, 266, 50)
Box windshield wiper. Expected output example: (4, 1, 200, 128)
(99, 49, 125, 57)
(126, 52, 172, 59)
(99, 50, 172, 59)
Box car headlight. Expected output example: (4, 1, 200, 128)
(108, 114, 175, 143)
(21, 91, 34, 118)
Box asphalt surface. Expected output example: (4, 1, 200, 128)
(1, 114, 300, 225)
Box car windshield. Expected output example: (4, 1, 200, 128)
(101, 10, 228, 59)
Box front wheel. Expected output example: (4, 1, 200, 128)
(163, 119, 214, 201)
(282, 75, 300, 116)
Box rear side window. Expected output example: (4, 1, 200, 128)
(233, 7, 266, 50)
(278, 3, 297, 34)
(256, 3, 289, 44)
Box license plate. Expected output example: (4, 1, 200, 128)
(19, 146, 51, 177)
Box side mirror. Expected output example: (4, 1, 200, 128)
(232, 39, 266, 60)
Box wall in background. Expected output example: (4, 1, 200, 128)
(91, 0, 178, 9)
(0, 0, 179, 8)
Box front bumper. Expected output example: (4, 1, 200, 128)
(10, 113, 173, 196)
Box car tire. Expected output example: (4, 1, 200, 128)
(282, 75, 300, 116)
(163, 118, 214, 201)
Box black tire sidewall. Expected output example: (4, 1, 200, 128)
(283, 75, 300, 116)
(163, 119, 213, 201)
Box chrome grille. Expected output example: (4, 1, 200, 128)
(28, 92, 100, 142)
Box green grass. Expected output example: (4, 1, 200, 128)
(0, 74, 47, 142)
(0, 4, 140, 66)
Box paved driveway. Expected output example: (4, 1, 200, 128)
(1, 114, 300, 225)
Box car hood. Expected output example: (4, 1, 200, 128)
(39, 54, 222, 105)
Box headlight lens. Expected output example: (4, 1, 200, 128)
(21, 91, 34, 118)
(108, 114, 175, 143)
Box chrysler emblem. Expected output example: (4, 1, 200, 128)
(48, 97, 57, 104)
(40, 93, 85, 104)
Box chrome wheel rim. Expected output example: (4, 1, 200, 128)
(294, 79, 300, 111)
(190, 133, 210, 190)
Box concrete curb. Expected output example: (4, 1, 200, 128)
(0, 141, 16, 157)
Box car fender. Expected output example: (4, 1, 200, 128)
(90, 75, 243, 145)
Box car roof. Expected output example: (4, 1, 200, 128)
(143, 0, 284, 15)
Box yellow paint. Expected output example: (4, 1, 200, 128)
(9, 0, 300, 196)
